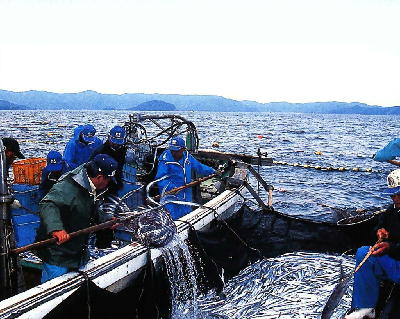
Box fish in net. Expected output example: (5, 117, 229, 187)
(125, 205, 177, 248)
(99, 195, 177, 248)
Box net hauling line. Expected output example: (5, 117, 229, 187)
(273, 160, 380, 173)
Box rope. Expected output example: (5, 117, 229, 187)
(208, 206, 265, 260)
(273, 160, 382, 173)
(77, 270, 91, 319)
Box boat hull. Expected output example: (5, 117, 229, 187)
(0, 186, 247, 319)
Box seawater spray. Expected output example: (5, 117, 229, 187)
(160, 234, 203, 319)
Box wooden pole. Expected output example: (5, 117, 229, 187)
(11, 219, 118, 255)
(152, 172, 218, 202)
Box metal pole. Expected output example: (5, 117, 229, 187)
(0, 140, 16, 300)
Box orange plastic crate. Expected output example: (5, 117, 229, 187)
(12, 158, 46, 185)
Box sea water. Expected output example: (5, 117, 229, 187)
(161, 235, 201, 319)
(2, 110, 399, 318)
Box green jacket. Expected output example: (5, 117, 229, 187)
(36, 165, 108, 269)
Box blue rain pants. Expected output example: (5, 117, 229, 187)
(41, 262, 69, 283)
(351, 246, 400, 308)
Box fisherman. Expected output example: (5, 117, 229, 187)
(36, 154, 118, 283)
(63, 124, 102, 169)
(345, 169, 400, 319)
(373, 137, 400, 166)
(39, 150, 71, 199)
(2, 137, 25, 210)
(155, 136, 216, 220)
(1, 137, 25, 169)
(90, 125, 127, 192)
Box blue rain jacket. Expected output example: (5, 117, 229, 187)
(63, 126, 102, 169)
(351, 205, 400, 308)
(155, 149, 215, 219)
(373, 138, 400, 162)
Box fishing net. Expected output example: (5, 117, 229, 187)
(123, 205, 177, 248)
(336, 210, 383, 226)
(99, 196, 177, 248)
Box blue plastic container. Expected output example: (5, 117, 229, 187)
(114, 226, 135, 243)
(115, 180, 144, 242)
(12, 214, 40, 248)
(117, 182, 144, 211)
(11, 184, 41, 215)
(122, 164, 137, 183)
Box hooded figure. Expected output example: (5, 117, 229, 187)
(39, 150, 71, 199)
(63, 125, 102, 169)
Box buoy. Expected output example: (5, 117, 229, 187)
(314, 151, 323, 155)
(256, 135, 263, 139)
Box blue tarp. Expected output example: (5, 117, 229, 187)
(373, 138, 400, 162)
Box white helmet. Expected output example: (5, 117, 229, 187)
(382, 169, 400, 196)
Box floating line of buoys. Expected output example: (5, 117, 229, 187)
(273, 160, 378, 173)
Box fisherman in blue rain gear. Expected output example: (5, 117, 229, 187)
(39, 150, 71, 199)
(345, 169, 400, 319)
(155, 136, 216, 220)
(373, 137, 400, 167)
(63, 124, 102, 169)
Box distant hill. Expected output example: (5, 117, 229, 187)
(0, 89, 399, 115)
(132, 100, 176, 111)
(253, 101, 400, 115)
(0, 99, 31, 110)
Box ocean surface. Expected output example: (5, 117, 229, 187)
(2, 110, 398, 318)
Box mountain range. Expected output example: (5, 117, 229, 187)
(0, 89, 399, 115)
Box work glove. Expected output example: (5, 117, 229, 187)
(370, 241, 390, 256)
(11, 199, 22, 209)
(376, 228, 389, 240)
(51, 230, 70, 245)
(109, 216, 120, 230)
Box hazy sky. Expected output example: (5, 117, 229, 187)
(0, 0, 399, 106)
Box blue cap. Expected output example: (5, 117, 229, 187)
(109, 126, 126, 145)
(46, 150, 63, 172)
(92, 154, 118, 183)
(382, 169, 400, 196)
(81, 124, 96, 143)
(169, 136, 186, 151)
